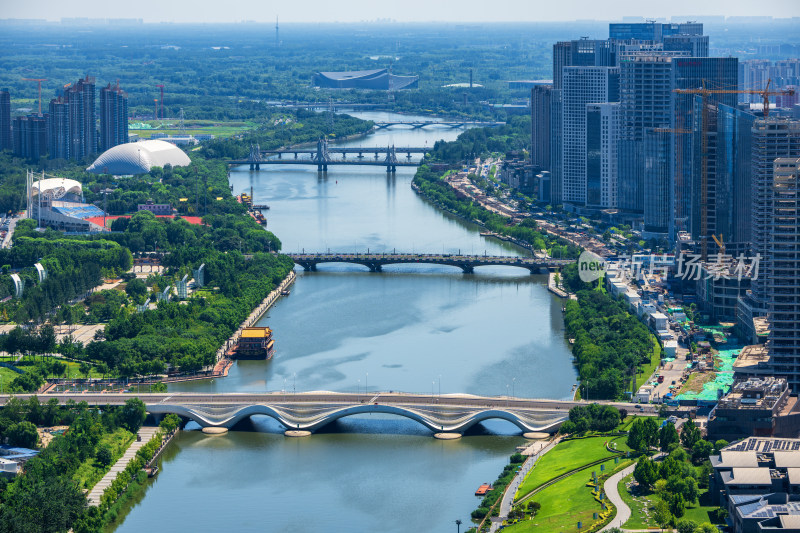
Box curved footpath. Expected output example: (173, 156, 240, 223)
(598, 463, 636, 532)
(489, 438, 559, 533)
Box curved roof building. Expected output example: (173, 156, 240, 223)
(87, 140, 191, 175)
(31, 177, 84, 200)
(313, 69, 418, 90)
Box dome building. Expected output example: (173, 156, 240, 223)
(87, 139, 191, 175)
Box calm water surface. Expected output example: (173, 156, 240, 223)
(110, 114, 577, 533)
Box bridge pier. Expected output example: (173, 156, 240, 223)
(365, 263, 382, 272)
(285, 430, 312, 437)
(386, 165, 396, 173)
(460, 265, 474, 274)
(434, 432, 462, 440)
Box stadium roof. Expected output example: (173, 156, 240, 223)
(31, 178, 83, 199)
(313, 68, 418, 90)
(87, 140, 191, 175)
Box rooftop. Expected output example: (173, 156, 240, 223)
(726, 468, 772, 485)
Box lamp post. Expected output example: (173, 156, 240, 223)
(455, 519, 462, 533)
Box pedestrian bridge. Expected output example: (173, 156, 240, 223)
(288, 252, 573, 274)
(3, 392, 592, 436)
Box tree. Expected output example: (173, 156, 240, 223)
(526, 501, 541, 515)
(633, 457, 659, 488)
(7, 421, 39, 448)
(653, 499, 672, 529)
(681, 419, 701, 449)
(79, 362, 91, 381)
(713, 440, 729, 453)
(677, 519, 699, 533)
(159, 414, 181, 433)
(124, 278, 148, 301)
(0, 477, 86, 533)
(692, 439, 714, 463)
(659, 422, 680, 452)
(95, 445, 113, 468)
(665, 492, 686, 519)
(118, 398, 146, 433)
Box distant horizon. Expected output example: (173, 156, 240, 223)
(3, 0, 799, 25)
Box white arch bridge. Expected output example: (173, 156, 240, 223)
(1, 392, 655, 436)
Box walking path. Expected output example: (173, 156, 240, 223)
(86, 426, 159, 507)
(489, 438, 559, 533)
(598, 464, 637, 531)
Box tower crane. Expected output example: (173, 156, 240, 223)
(673, 79, 797, 259)
(22, 78, 48, 115)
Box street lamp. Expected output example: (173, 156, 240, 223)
(455, 519, 462, 533)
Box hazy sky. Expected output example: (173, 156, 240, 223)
(4, 0, 800, 23)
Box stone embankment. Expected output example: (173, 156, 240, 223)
(215, 270, 297, 362)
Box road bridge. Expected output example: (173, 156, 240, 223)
(0, 392, 658, 437)
(227, 138, 431, 172)
(288, 252, 573, 274)
(373, 121, 505, 129)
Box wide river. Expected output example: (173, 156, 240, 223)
(111, 112, 578, 532)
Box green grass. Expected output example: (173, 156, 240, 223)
(516, 436, 621, 499)
(635, 335, 662, 391)
(506, 458, 632, 532)
(130, 119, 256, 139)
(73, 428, 134, 490)
(618, 474, 719, 529)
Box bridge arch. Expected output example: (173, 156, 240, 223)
(146, 403, 566, 435)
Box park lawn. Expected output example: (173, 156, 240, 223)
(73, 427, 134, 490)
(619, 476, 719, 529)
(507, 458, 628, 533)
(0, 366, 22, 388)
(635, 336, 662, 391)
(516, 436, 619, 498)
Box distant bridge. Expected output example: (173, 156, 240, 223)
(228, 138, 430, 172)
(374, 121, 505, 129)
(1, 392, 656, 436)
(288, 252, 573, 274)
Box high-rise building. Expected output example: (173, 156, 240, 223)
(663, 34, 709, 58)
(618, 55, 675, 215)
(673, 58, 739, 240)
(609, 21, 703, 42)
(561, 66, 619, 207)
(586, 102, 619, 208)
(737, 118, 800, 345)
(739, 59, 800, 104)
(769, 157, 800, 391)
(643, 127, 672, 236)
(549, 91, 563, 205)
(12, 114, 48, 161)
(0, 88, 10, 152)
(48, 75, 96, 160)
(531, 85, 552, 171)
(99, 82, 128, 152)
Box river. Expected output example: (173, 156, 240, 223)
(110, 112, 577, 532)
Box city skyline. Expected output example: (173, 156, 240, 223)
(3, 0, 800, 24)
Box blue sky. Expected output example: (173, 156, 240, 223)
(4, 0, 800, 23)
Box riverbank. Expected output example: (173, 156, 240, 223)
(216, 269, 297, 363)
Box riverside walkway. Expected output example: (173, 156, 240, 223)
(0, 392, 657, 437)
(86, 426, 159, 506)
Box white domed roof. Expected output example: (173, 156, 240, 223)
(87, 140, 191, 175)
(32, 177, 83, 199)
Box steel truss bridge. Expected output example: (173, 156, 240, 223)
(227, 138, 430, 172)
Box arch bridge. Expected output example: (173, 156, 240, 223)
(288, 252, 572, 274)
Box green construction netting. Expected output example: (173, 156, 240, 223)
(676, 347, 740, 401)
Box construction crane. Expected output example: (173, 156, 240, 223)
(22, 78, 48, 115)
(156, 84, 165, 120)
(673, 79, 797, 260)
(674, 78, 796, 118)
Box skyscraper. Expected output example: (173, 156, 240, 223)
(99, 82, 128, 152)
(769, 157, 800, 392)
(618, 55, 675, 215)
(48, 75, 96, 161)
(531, 84, 552, 171)
(609, 21, 703, 42)
(561, 66, 619, 207)
(586, 102, 619, 208)
(12, 114, 48, 161)
(643, 127, 672, 236)
(737, 118, 800, 345)
(0, 89, 10, 152)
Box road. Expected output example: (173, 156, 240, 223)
(0, 391, 660, 415)
(598, 463, 637, 531)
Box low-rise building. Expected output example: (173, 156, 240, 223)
(708, 378, 800, 442)
(711, 437, 800, 533)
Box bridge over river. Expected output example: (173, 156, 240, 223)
(228, 138, 430, 172)
(288, 252, 573, 274)
(0, 392, 657, 438)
